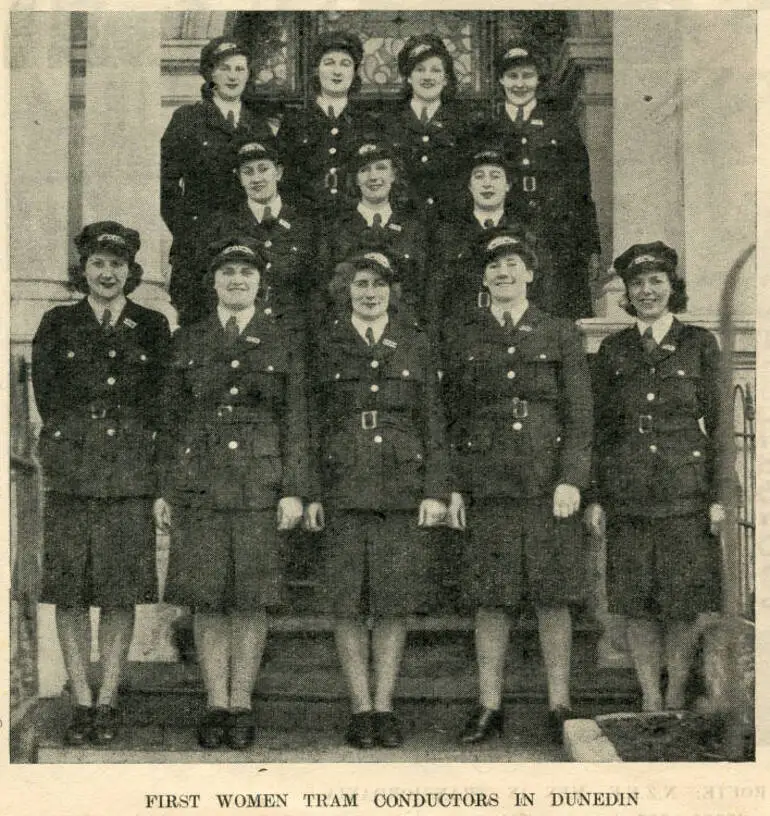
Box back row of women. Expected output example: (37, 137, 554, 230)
(34, 213, 726, 753)
(161, 31, 602, 328)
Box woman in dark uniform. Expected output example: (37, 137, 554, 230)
(304, 250, 449, 748)
(387, 34, 476, 224)
(161, 36, 273, 326)
(442, 229, 593, 745)
(154, 236, 309, 750)
(483, 41, 601, 320)
(32, 222, 171, 746)
(586, 242, 725, 712)
(317, 140, 426, 326)
(279, 31, 369, 225)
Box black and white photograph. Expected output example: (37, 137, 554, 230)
(6, 3, 761, 811)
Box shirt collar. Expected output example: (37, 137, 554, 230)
(410, 97, 441, 122)
(505, 98, 538, 123)
(473, 209, 504, 228)
(637, 312, 674, 344)
(218, 304, 256, 333)
(356, 201, 393, 227)
(88, 296, 126, 325)
(490, 299, 528, 329)
(247, 194, 282, 222)
(212, 97, 241, 122)
(351, 313, 389, 344)
(317, 96, 348, 119)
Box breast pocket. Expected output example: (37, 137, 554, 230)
(655, 446, 709, 502)
(519, 344, 562, 397)
(384, 429, 425, 498)
(657, 364, 702, 413)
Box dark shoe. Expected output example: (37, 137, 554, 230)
(373, 712, 403, 748)
(547, 706, 574, 745)
(197, 708, 229, 749)
(90, 705, 121, 745)
(64, 705, 93, 747)
(226, 709, 256, 750)
(460, 705, 504, 744)
(345, 712, 375, 748)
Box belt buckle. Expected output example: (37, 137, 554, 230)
(512, 397, 529, 419)
(217, 404, 234, 419)
(477, 291, 490, 309)
(523, 175, 536, 192)
(361, 410, 378, 430)
(638, 414, 653, 433)
(325, 168, 337, 190)
(89, 406, 107, 419)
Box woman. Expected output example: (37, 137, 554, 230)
(279, 31, 370, 223)
(154, 236, 309, 750)
(304, 250, 449, 748)
(483, 40, 601, 319)
(32, 222, 171, 746)
(317, 140, 426, 325)
(386, 34, 476, 223)
(442, 229, 593, 745)
(161, 36, 272, 326)
(587, 242, 724, 712)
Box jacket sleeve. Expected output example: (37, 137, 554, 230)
(160, 106, 190, 236)
(280, 328, 311, 500)
(561, 118, 601, 257)
(155, 330, 190, 499)
(698, 328, 729, 504)
(31, 309, 62, 424)
(556, 320, 593, 490)
(420, 335, 452, 502)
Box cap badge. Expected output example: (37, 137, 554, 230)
(363, 251, 391, 269)
(504, 47, 530, 60)
(222, 244, 256, 257)
(358, 143, 379, 156)
(410, 43, 433, 60)
(487, 235, 522, 252)
(474, 150, 502, 164)
(239, 142, 267, 156)
(631, 254, 659, 267)
(96, 233, 127, 246)
(214, 41, 240, 55)
(123, 318, 137, 329)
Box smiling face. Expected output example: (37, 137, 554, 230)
(214, 261, 261, 311)
(469, 164, 511, 211)
(84, 251, 130, 303)
(626, 269, 673, 321)
(408, 55, 448, 104)
(350, 268, 390, 321)
(238, 158, 283, 203)
(499, 63, 539, 108)
(356, 159, 395, 206)
(210, 55, 249, 102)
(317, 50, 356, 97)
(483, 251, 533, 305)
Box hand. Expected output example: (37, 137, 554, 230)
(587, 253, 603, 281)
(277, 496, 303, 531)
(709, 502, 726, 535)
(418, 498, 447, 528)
(304, 502, 325, 532)
(553, 484, 581, 519)
(584, 502, 605, 537)
(447, 492, 467, 531)
(153, 498, 172, 533)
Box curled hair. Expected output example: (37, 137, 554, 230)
(622, 275, 688, 316)
(344, 154, 410, 206)
(68, 259, 143, 295)
(309, 63, 362, 98)
(401, 54, 457, 102)
(327, 262, 402, 316)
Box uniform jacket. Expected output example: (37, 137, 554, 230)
(591, 319, 723, 517)
(199, 200, 318, 323)
(383, 101, 481, 220)
(279, 102, 375, 214)
(483, 102, 600, 257)
(161, 98, 272, 261)
(158, 310, 310, 511)
(442, 305, 593, 501)
(311, 315, 450, 511)
(32, 298, 171, 497)
(318, 205, 427, 321)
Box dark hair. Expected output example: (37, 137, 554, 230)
(309, 47, 363, 97)
(344, 154, 410, 205)
(327, 262, 402, 315)
(622, 274, 688, 316)
(401, 51, 457, 103)
(68, 258, 143, 295)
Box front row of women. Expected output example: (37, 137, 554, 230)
(32, 222, 725, 751)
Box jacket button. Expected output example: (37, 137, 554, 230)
(693, 450, 702, 457)
(650, 367, 656, 374)
(426, 197, 434, 205)
(373, 435, 383, 444)
(184, 447, 191, 455)
(370, 384, 379, 392)
(140, 354, 147, 362)
(421, 155, 429, 163)
(328, 147, 337, 155)
(108, 350, 116, 358)
(508, 346, 516, 354)
(228, 440, 239, 450)
(646, 392, 655, 401)
(330, 127, 339, 136)
(267, 365, 274, 372)
(370, 360, 379, 369)
(106, 428, 116, 437)
(512, 422, 523, 431)
(330, 188, 338, 195)
(264, 240, 272, 248)
(402, 370, 410, 377)
(53, 430, 62, 438)
(677, 370, 686, 376)
(106, 376, 116, 385)
(522, 158, 531, 166)
(649, 444, 658, 453)
(507, 371, 516, 379)
(335, 373, 341, 380)
(422, 135, 429, 143)
(521, 137, 528, 145)
(230, 387, 239, 395)
(231, 360, 240, 369)
(66, 351, 75, 358)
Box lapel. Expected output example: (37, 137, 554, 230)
(649, 317, 684, 363)
(201, 99, 233, 136)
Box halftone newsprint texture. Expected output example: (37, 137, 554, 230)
(4, 3, 764, 816)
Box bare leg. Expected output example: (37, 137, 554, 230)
(625, 617, 664, 711)
(536, 605, 572, 710)
(334, 618, 372, 713)
(663, 619, 701, 710)
(371, 616, 408, 712)
(56, 606, 93, 707)
(228, 609, 269, 710)
(194, 612, 230, 710)
(475, 607, 511, 710)
(96, 607, 135, 707)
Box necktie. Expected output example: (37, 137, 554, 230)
(514, 106, 525, 125)
(262, 205, 273, 226)
(641, 326, 658, 356)
(365, 327, 376, 347)
(101, 309, 113, 335)
(226, 109, 236, 128)
(371, 213, 382, 229)
(225, 315, 239, 344)
(483, 219, 494, 230)
(420, 105, 429, 125)
(328, 105, 335, 120)
(502, 311, 514, 334)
